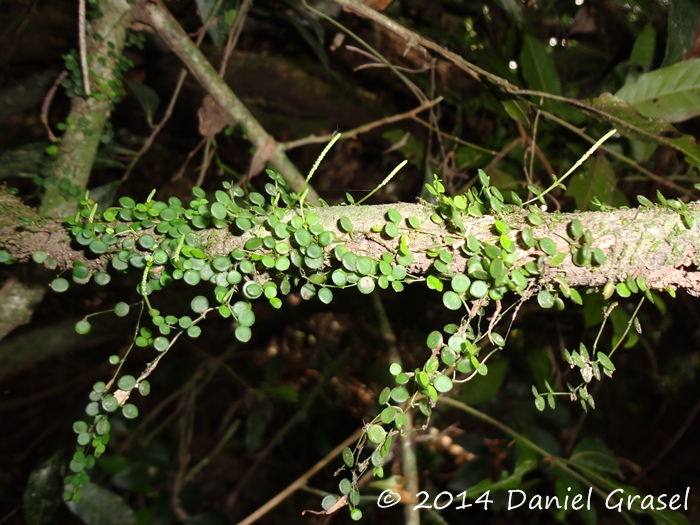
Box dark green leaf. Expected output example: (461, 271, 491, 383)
(66, 483, 137, 525)
(24, 452, 64, 525)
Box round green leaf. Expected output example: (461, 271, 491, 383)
(210, 202, 227, 219)
(539, 237, 557, 256)
(527, 213, 542, 226)
(392, 265, 407, 281)
(357, 276, 375, 294)
(593, 248, 607, 265)
(51, 278, 69, 293)
(380, 406, 397, 424)
(521, 227, 535, 248)
(367, 424, 386, 444)
(191, 295, 209, 313)
(341, 447, 354, 468)
(573, 245, 592, 267)
(75, 320, 91, 334)
(318, 287, 334, 304)
(89, 239, 108, 254)
(390, 386, 409, 403)
(442, 291, 462, 310)
(387, 209, 402, 223)
(433, 375, 453, 393)
(183, 269, 201, 286)
(355, 256, 374, 276)
(101, 395, 118, 413)
(569, 219, 583, 240)
(378, 387, 391, 405)
(338, 216, 353, 233)
(243, 282, 262, 299)
(235, 325, 251, 342)
(122, 404, 139, 419)
(426, 330, 443, 349)
(384, 222, 399, 238)
(616, 282, 631, 298)
(32, 250, 48, 264)
(118, 375, 136, 391)
(537, 289, 555, 309)
(138, 381, 151, 396)
(294, 228, 312, 247)
(332, 269, 347, 286)
(469, 280, 488, 298)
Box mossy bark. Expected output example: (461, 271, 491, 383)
(39, 0, 134, 218)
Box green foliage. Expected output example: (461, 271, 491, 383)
(14, 3, 695, 521)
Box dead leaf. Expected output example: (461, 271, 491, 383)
(364, 0, 393, 11)
(247, 136, 278, 179)
(197, 94, 234, 138)
(569, 7, 597, 35)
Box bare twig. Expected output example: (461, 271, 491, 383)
(78, 0, 90, 96)
(539, 109, 688, 194)
(123, 68, 188, 180)
(632, 396, 700, 483)
(226, 347, 349, 510)
(345, 45, 431, 73)
(331, 0, 517, 90)
(172, 385, 197, 519)
(234, 428, 363, 525)
(219, 0, 253, 78)
(411, 116, 497, 155)
(40, 71, 68, 142)
(282, 98, 443, 151)
(139, 0, 319, 203)
(185, 419, 241, 483)
(172, 137, 207, 182)
(371, 295, 419, 525)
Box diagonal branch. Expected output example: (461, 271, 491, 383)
(136, 0, 320, 204)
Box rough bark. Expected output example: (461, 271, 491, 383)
(3, 188, 700, 295)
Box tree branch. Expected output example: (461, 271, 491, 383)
(136, 0, 319, 204)
(3, 187, 700, 295)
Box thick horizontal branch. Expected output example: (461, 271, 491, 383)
(3, 188, 700, 296)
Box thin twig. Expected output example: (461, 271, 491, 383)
(632, 396, 700, 483)
(226, 347, 350, 510)
(371, 295, 419, 525)
(123, 68, 188, 180)
(78, 0, 90, 96)
(563, 381, 602, 457)
(172, 137, 207, 182)
(234, 428, 363, 525)
(172, 385, 197, 519)
(40, 70, 68, 142)
(331, 0, 517, 90)
(539, 109, 688, 194)
(141, 0, 319, 202)
(281, 97, 443, 151)
(345, 45, 431, 73)
(219, 0, 253, 78)
(411, 116, 497, 155)
(185, 419, 241, 483)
